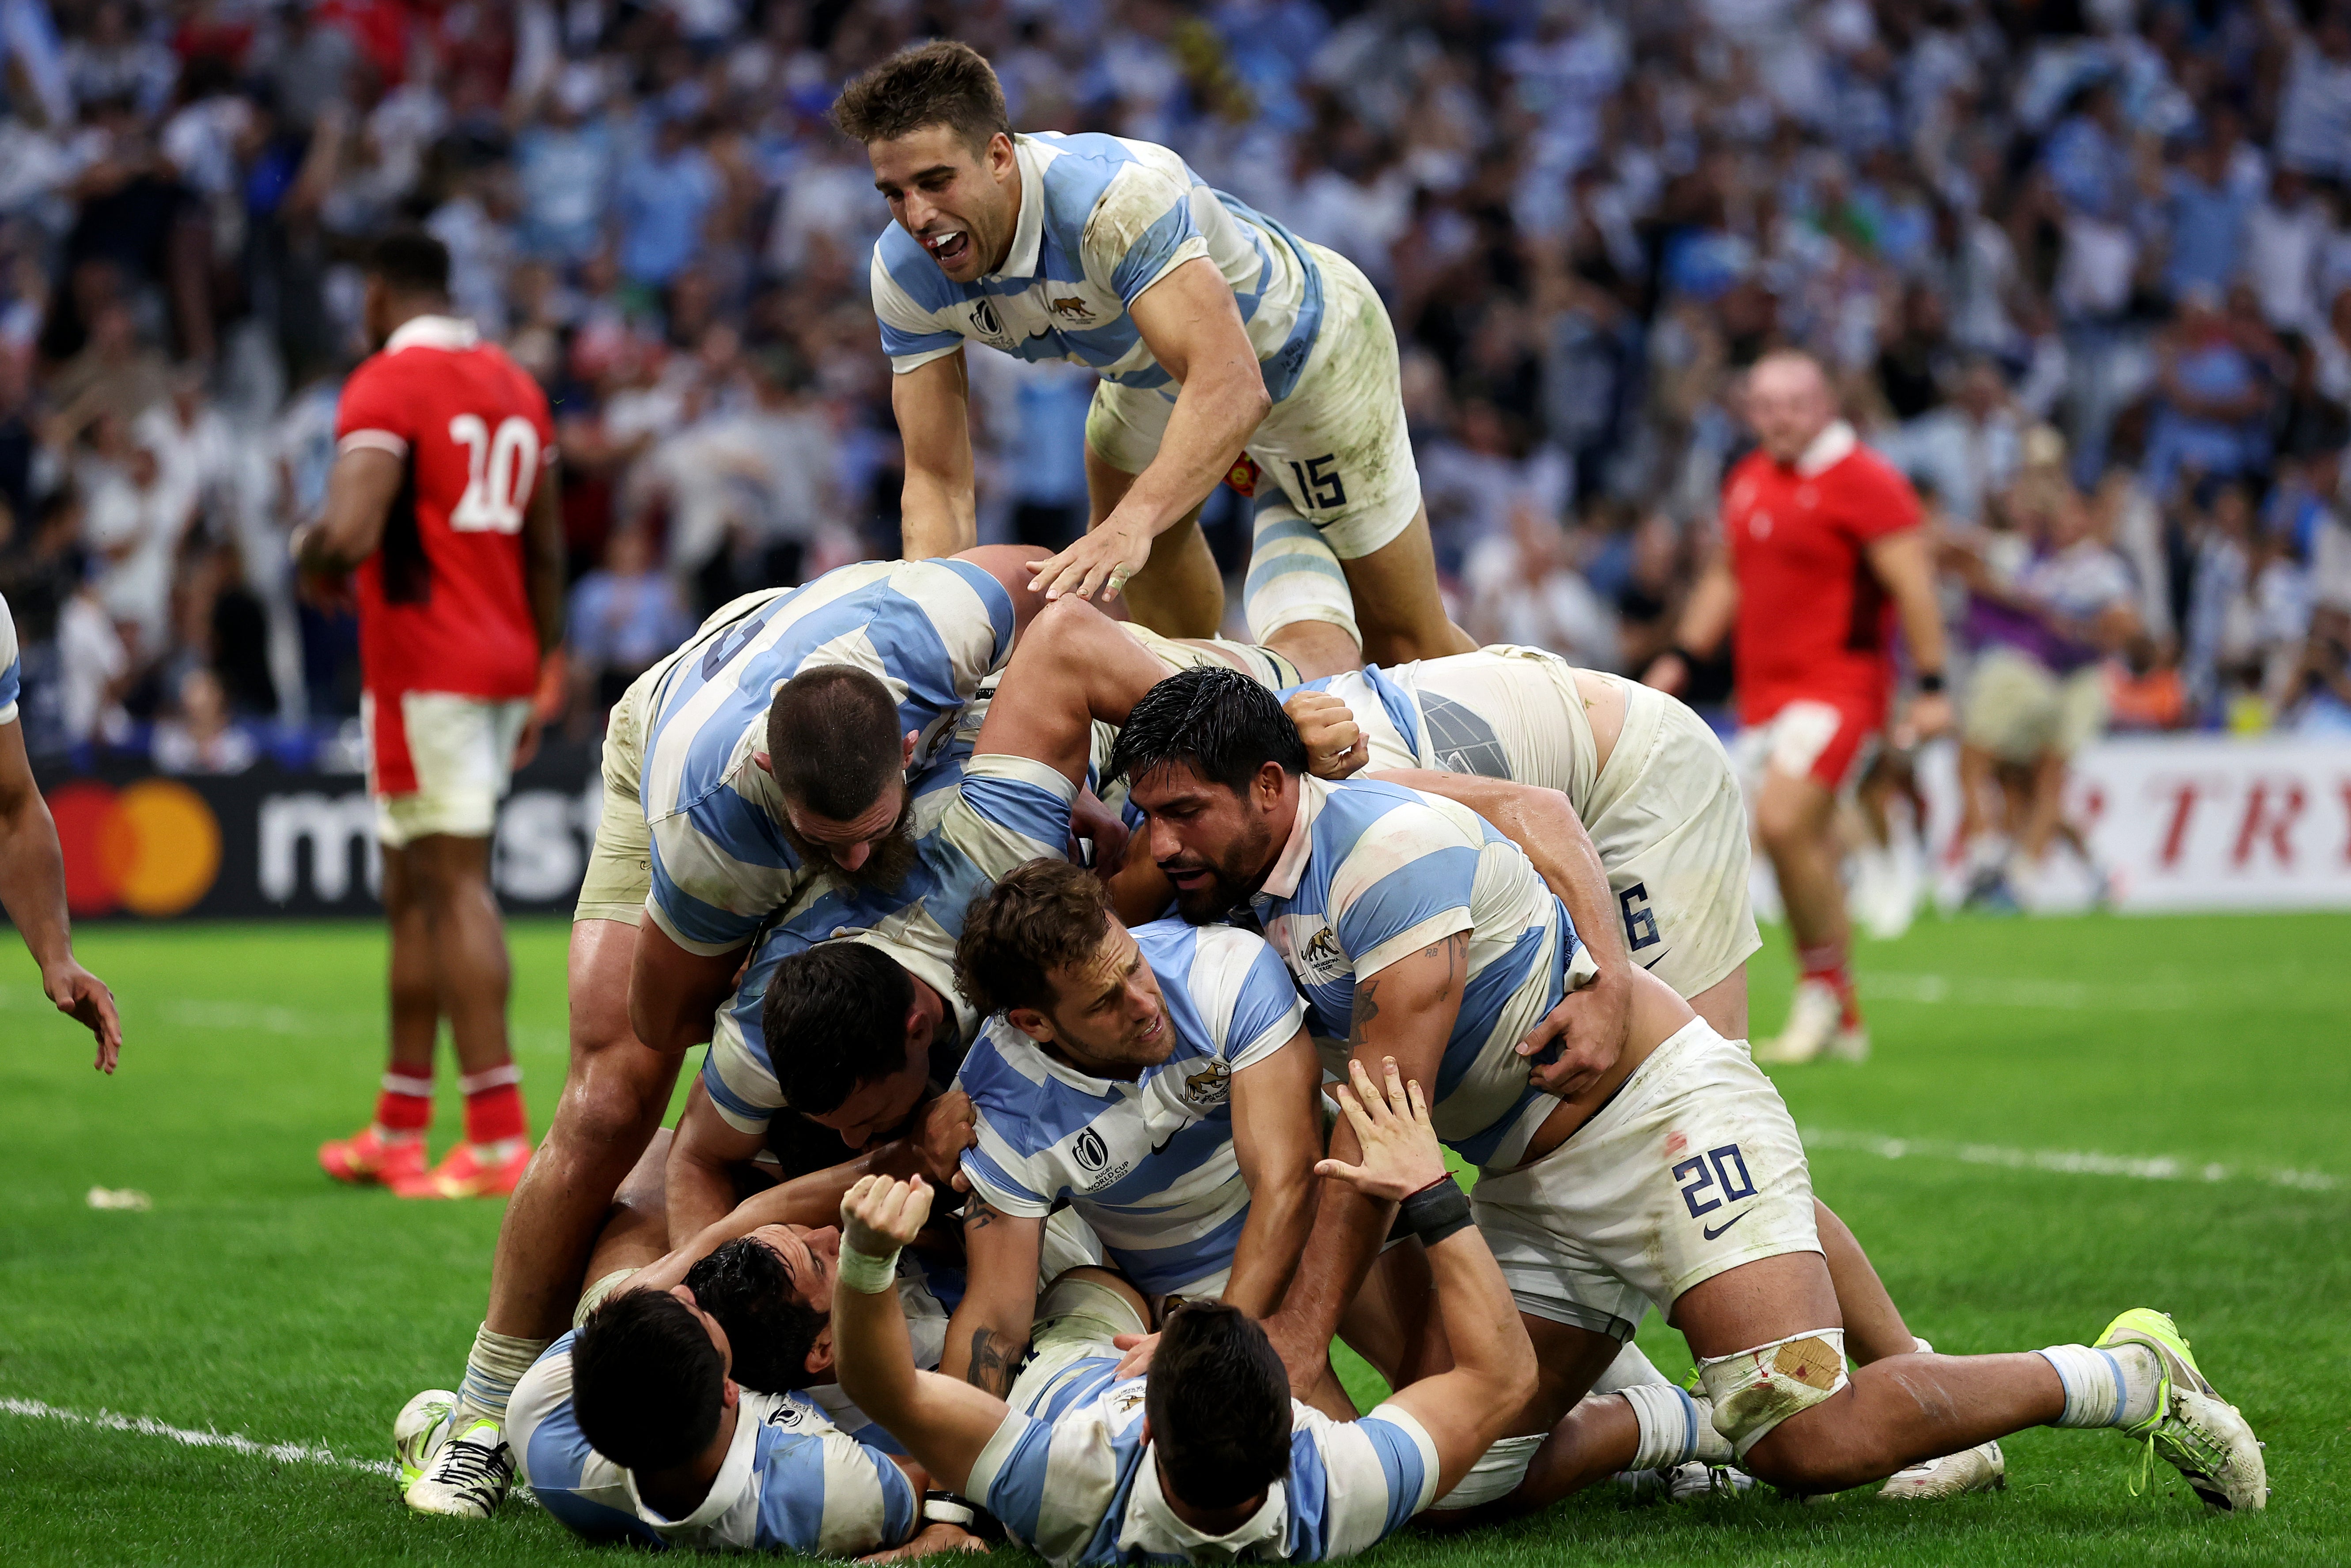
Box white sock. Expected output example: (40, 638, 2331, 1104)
(1912, 1336, 1933, 1355)
(453, 1323, 555, 1433)
(1591, 1341, 1671, 1394)
(2037, 1342, 2162, 1428)
(1245, 503, 1360, 648)
(1620, 1382, 1734, 1469)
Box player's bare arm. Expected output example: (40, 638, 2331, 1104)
(937, 1195, 1043, 1394)
(973, 597, 1177, 784)
(1221, 1030, 1325, 1318)
(1318, 1055, 1537, 1498)
(663, 1078, 770, 1242)
(294, 445, 405, 575)
(833, 1174, 1019, 1496)
(1863, 527, 1954, 740)
(1371, 768, 1632, 1100)
(1265, 932, 1469, 1398)
(1643, 550, 1738, 696)
(1026, 257, 1271, 605)
(0, 713, 121, 1072)
(628, 920, 751, 1056)
(897, 349, 978, 558)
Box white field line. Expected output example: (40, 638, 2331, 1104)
(1860, 971, 2200, 1011)
(1801, 1126, 2341, 1192)
(0, 1396, 543, 1507)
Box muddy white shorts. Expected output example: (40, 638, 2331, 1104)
(366, 690, 532, 848)
(1471, 1018, 1820, 1339)
(573, 660, 665, 923)
(1086, 242, 1420, 561)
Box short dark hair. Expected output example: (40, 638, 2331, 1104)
(1147, 1300, 1293, 1511)
(1108, 666, 1309, 795)
(954, 858, 1113, 1019)
(831, 39, 1010, 154)
(571, 1289, 726, 1472)
(686, 1237, 830, 1393)
(763, 941, 916, 1117)
(767, 665, 903, 822)
(364, 228, 451, 298)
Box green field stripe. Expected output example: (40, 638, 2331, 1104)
(1803, 1126, 2341, 1191)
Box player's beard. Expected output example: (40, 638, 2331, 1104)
(1161, 819, 1274, 926)
(778, 797, 922, 894)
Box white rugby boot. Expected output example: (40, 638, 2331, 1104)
(403, 1413, 515, 1518)
(1755, 978, 1869, 1064)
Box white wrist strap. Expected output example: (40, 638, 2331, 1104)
(837, 1242, 901, 1295)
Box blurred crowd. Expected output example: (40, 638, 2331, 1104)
(4, 0, 2351, 774)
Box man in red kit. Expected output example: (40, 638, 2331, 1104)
(298, 231, 565, 1197)
(1645, 351, 1951, 1064)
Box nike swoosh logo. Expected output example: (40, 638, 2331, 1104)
(1701, 1208, 1752, 1241)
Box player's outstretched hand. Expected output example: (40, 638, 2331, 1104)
(1314, 1056, 1446, 1201)
(1026, 515, 1152, 606)
(1514, 962, 1629, 1099)
(1284, 690, 1367, 778)
(912, 1089, 977, 1192)
(842, 1174, 935, 1256)
(1110, 1331, 1159, 1379)
(857, 1521, 987, 1562)
(45, 958, 121, 1073)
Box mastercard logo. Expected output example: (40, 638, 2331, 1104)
(49, 779, 223, 917)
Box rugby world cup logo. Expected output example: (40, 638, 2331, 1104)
(970, 297, 1006, 340)
(1072, 1128, 1110, 1172)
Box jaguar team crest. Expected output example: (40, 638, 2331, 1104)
(1050, 295, 1093, 322)
(1184, 1060, 1232, 1107)
(1296, 925, 1347, 984)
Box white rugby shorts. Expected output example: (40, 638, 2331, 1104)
(1471, 1018, 1820, 1338)
(365, 690, 532, 848)
(1086, 242, 1421, 561)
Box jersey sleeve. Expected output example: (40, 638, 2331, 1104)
(753, 1426, 917, 1557)
(332, 354, 417, 458)
(0, 592, 20, 726)
(1316, 1404, 1440, 1556)
(1842, 454, 1923, 545)
(1083, 162, 1212, 307)
(1190, 925, 1307, 1073)
(956, 1043, 1060, 1218)
(1327, 803, 1480, 981)
(966, 1403, 1119, 1566)
(645, 788, 795, 956)
(507, 1338, 664, 1546)
(870, 235, 969, 375)
(947, 752, 1079, 882)
(701, 1001, 784, 1135)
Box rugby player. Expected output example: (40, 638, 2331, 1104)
(837, 40, 1473, 668)
(941, 858, 1323, 1391)
(0, 588, 121, 1071)
(1111, 667, 2266, 1515)
(303, 231, 564, 1202)
(1643, 349, 1953, 1064)
(828, 1056, 1537, 1565)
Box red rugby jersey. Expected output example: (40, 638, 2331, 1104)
(1719, 420, 1920, 724)
(334, 315, 555, 702)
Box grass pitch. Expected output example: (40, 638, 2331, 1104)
(2, 911, 2347, 1565)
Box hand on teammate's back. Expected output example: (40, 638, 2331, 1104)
(1283, 690, 1368, 778)
(1026, 515, 1153, 606)
(1314, 1057, 1446, 1201)
(45, 958, 121, 1074)
(1514, 963, 1630, 1099)
(843, 1173, 935, 1256)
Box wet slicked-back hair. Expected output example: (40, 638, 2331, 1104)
(831, 39, 1010, 155)
(1107, 666, 1308, 795)
(766, 665, 902, 821)
(954, 857, 1113, 1019)
(1147, 1299, 1293, 1511)
(686, 1237, 829, 1393)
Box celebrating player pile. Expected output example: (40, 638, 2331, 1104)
(383, 37, 2266, 1556)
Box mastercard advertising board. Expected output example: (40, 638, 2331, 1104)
(24, 742, 602, 920)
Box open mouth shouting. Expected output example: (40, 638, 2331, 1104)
(924, 228, 973, 269)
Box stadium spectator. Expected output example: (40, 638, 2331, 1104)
(566, 527, 690, 716)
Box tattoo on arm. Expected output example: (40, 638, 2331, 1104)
(965, 1197, 1000, 1231)
(965, 1327, 1025, 1396)
(1345, 977, 1381, 1052)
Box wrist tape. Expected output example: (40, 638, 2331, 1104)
(1398, 1175, 1473, 1246)
(836, 1242, 901, 1295)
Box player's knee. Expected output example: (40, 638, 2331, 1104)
(1752, 790, 1809, 850)
(1696, 1329, 1850, 1483)
(1738, 1411, 1863, 1493)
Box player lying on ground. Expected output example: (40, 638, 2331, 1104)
(839, 40, 1469, 666)
(832, 1056, 1536, 1565)
(1106, 668, 2267, 1514)
(0, 588, 120, 1072)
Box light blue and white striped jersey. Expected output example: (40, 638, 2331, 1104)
(967, 1355, 1438, 1566)
(509, 1333, 916, 1555)
(0, 591, 19, 725)
(641, 560, 1016, 957)
(702, 749, 1079, 1135)
(955, 920, 1306, 1298)
(1246, 776, 1592, 1169)
(871, 133, 1325, 403)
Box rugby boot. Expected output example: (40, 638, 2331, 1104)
(319, 1125, 427, 1187)
(2094, 1308, 2266, 1511)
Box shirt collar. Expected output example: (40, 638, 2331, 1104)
(997, 1019, 1126, 1098)
(1253, 775, 1321, 905)
(384, 314, 480, 354)
(992, 135, 1047, 280)
(626, 1400, 757, 1534)
(1119, 1450, 1288, 1560)
(1792, 418, 1857, 477)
